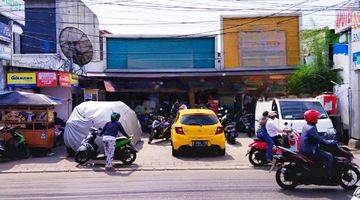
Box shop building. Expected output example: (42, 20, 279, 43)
(4, 0, 103, 121)
(333, 0, 360, 142)
(0, 0, 24, 91)
(87, 14, 300, 114)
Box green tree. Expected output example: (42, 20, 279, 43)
(286, 28, 342, 96)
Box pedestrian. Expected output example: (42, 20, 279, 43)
(100, 112, 130, 171)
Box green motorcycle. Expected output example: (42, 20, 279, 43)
(0, 126, 31, 160)
(75, 127, 137, 165)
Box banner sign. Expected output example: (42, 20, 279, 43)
(351, 28, 360, 69)
(70, 74, 79, 86)
(239, 31, 286, 67)
(37, 71, 57, 87)
(58, 72, 71, 87)
(7, 72, 36, 88)
(84, 89, 98, 101)
(0, 22, 11, 43)
(335, 1, 360, 33)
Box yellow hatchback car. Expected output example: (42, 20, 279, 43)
(171, 109, 226, 156)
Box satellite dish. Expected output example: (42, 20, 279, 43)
(59, 27, 93, 71)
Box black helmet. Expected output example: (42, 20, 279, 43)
(111, 112, 120, 122)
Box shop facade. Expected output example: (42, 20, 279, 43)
(5, 70, 80, 121)
(333, 0, 360, 141)
(0, 0, 24, 91)
(88, 15, 300, 115)
(2, 0, 103, 121)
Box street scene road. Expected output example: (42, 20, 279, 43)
(0, 170, 354, 200)
(1, 0, 360, 199)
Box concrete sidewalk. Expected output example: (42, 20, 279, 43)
(0, 135, 359, 173)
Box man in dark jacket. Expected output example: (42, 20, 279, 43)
(100, 112, 130, 171)
(301, 110, 333, 180)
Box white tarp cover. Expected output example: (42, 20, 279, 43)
(64, 101, 142, 152)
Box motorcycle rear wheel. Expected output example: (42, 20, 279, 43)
(340, 165, 360, 190)
(248, 149, 265, 167)
(18, 144, 31, 159)
(276, 167, 297, 190)
(119, 147, 136, 165)
(75, 151, 90, 164)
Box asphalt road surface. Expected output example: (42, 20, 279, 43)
(0, 169, 354, 200)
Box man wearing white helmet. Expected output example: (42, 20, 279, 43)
(265, 111, 283, 145)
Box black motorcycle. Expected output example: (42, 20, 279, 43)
(220, 109, 238, 144)
(271, 143, 360, 190)
(148, 115, 171, 144)
(75, 127, 137, 165)
(239, 113, 255, 137)
(0, 126, 31, 160)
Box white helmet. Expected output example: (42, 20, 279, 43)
(268, 111, 278, 117)
(179, 104, 188, 110)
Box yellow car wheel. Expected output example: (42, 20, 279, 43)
(172, 147, 180, 157)
(219, 148, 225, 156)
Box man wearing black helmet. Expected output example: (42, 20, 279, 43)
(100, 112, 130, 171)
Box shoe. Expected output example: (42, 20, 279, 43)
(105, 167, 115, 172)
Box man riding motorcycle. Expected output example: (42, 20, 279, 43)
(301, 109, 334, 180)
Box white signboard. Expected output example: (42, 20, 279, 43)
(352, 28, 360, 69)
(239, 31, 286, 67)
(0, 43, 11, 60)
(0, 0, 25, 25)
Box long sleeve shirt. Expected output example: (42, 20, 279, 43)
(265, 119, 282, 137)
(300, 124, 331, 156)
(100, 121, 129, 138)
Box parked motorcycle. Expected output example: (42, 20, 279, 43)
(239, 113, 255, 137)
(148, 115, 171, 144)
(75, 127, 137, 165)
(137, 112, 153, 133)
(0, 126, 31, 160)
(220, 108, 238, 144)
(225, 122, 238, 144)
(247, 123, 300, 167)
(271, 142, 359, 190)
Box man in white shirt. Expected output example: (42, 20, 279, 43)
(265, 111, 283, 145)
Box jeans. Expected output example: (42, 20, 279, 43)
(103, 136, 116, 168)
(316, 149, 333, 179)
(258, 131, 274, 161)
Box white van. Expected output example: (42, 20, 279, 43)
(255, 98, 336, 137)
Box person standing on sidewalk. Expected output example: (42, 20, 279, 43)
(100, 112, 130, 171)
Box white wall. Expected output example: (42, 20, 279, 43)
(56, 0, 105, 73)
(333, 45, 351, 130)
(40, 87, 72, 121)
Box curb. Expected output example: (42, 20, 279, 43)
(0, 166, 255, 174)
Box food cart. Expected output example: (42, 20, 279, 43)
(0, 91, 61, 150)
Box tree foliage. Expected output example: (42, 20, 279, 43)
(286, 28, 342, 96)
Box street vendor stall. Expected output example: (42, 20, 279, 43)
(0, 91, 62, 150)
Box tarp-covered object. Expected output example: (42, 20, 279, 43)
(0, 91, 62, 106)
(64, 101, 142, 152)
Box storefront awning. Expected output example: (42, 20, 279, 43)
(87, 67, 296, 78)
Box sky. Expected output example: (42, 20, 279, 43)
(83, 0, 350, 35)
